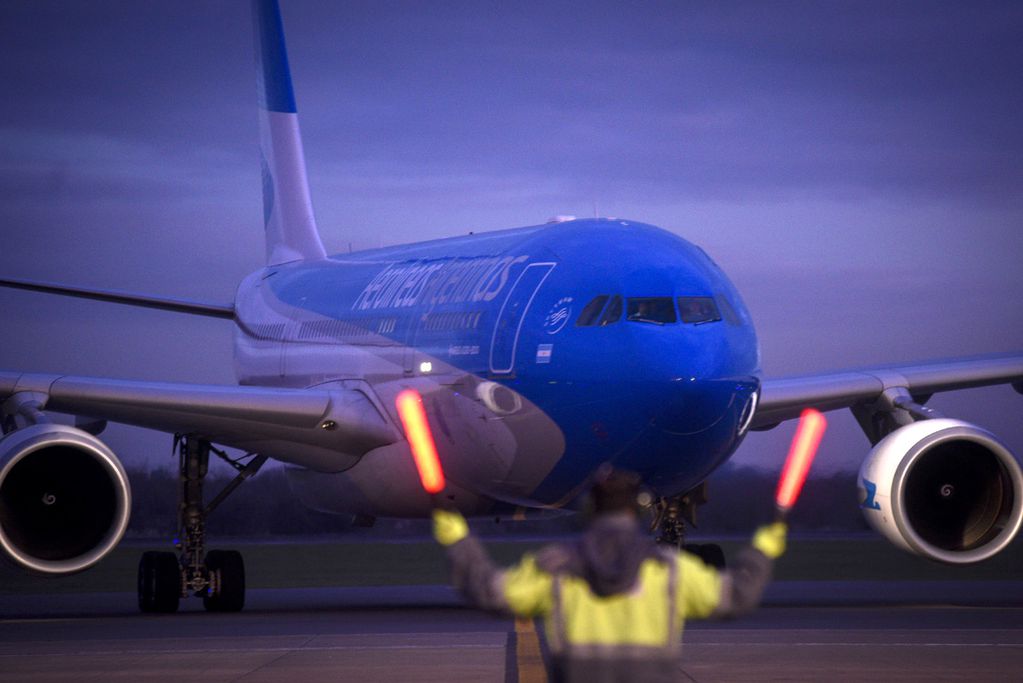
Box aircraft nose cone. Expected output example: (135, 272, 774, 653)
(653, 379, 737, 436)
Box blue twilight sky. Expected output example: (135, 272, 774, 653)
(1, 1, 1021, 476)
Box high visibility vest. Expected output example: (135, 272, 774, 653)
(502, 549, 722, 682)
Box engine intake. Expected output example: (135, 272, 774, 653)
(859, 418, 1023, 564)
(0, 423, 131, 574)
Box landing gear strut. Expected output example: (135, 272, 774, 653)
(137, 436, 266, 613)
(651, 495, 687, 548)
(651, 483, 726, 569)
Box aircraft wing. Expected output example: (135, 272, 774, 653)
(0, 371, 397, 470)
(752, 354, 1023, 430)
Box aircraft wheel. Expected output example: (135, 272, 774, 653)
(686, 543, 727, 570)
(203, 549, 245, 612)
(138, 551, 181, 613)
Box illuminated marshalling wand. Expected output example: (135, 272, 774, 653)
(395, 389, 447, 495)
(775, 408, 828, 519)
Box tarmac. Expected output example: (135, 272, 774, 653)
(1, 583, 1022, 682)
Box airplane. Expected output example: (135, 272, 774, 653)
(1, 0, 1021, 613)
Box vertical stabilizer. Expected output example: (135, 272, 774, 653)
(253, 0, 326, 265)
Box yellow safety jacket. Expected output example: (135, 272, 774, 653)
(501, 548, 720, 681)
(506, 549, 720, 644)
(441, 512, 773, 683)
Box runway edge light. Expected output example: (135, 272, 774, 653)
(395, 389, 446, 494)
(775, 408, 827, 512)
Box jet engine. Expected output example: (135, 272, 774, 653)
(0, 423, 131, 574)
(859, 418, 1023, 564)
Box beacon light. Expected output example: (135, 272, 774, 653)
(775, 408, 827, 513)
(395, 389, 446, 494)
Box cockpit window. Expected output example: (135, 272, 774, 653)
(575, 295, 609, 327)
(599, 295, 623, 325)
(626, 297, 677, 324)
(678, 296, 721, 324)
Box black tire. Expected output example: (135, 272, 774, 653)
(203, 549, 245, 612)
(686, 543, 727, 570)
(138, 551, 181, 613)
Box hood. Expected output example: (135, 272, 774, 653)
(572, 512, 662, 597)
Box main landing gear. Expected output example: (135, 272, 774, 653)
(138, 436, 267, 613)
(651, 483, 726, 569)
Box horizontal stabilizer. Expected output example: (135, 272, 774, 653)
(0, 277, 234, 319)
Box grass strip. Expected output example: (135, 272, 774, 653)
(1, 536, 1019, 595)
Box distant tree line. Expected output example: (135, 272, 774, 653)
(125, 462, 869, 540)
(698, 463, 869, 533)
(127, 466, 348, 539)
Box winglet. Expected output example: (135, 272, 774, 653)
(253, 0, 326, 266)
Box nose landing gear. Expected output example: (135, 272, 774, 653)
(651, 482, 726, 569)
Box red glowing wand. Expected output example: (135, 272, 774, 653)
(395, 389, 446, 495)
(775, 408, 827, 517)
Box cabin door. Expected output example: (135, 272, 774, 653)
(488, 262, 555, 374)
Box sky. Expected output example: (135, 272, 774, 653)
(1, 0, 1021, 482)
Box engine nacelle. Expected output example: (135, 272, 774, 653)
(859, 418, 1023, 564)
(0, 423, 131, 574)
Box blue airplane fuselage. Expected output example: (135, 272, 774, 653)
(233, 218, 760, 515)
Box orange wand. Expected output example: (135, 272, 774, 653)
(775, 408, 827, 517)
(395, 389, 446, 494)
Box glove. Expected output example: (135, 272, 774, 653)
(752, 522, 787, 559)
(433, 508, 469, 546)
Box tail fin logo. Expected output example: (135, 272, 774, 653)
(253, 0, 325, 265)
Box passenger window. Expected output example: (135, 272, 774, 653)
(575, 295, 609, 327)
(678, 296, 721, 324)
(626, 297, 677, 324)
(599, 295, 623, 325)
